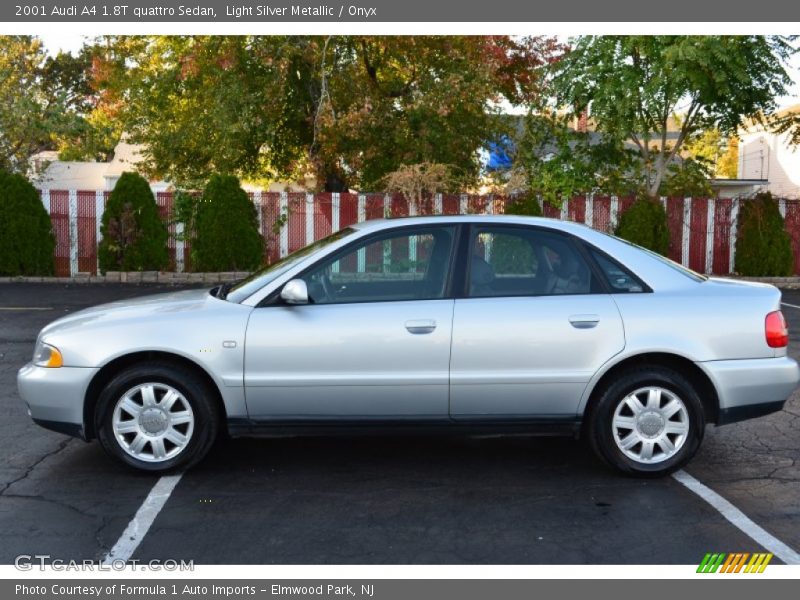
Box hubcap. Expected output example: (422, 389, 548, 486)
(112, 382, 194, 463)
(612, 386, 690, 464)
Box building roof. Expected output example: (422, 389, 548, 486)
(104, 138, 148, 177)
(775, 103, 800, 119)
(33, 161, 108, 190)
(709, 178, 769, 187)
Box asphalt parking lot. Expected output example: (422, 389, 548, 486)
(1, 282, 799, 565)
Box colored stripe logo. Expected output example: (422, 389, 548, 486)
(697, 552, 773, 573)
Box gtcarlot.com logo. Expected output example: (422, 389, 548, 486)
(697, 552, 773, 573)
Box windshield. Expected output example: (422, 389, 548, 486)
(224, 227, 357, 303)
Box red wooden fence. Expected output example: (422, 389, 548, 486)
(37, 190, 800, 277)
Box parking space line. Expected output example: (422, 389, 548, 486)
(101, 474, 183, 564)
(781, 302, 800, 310)
(672, 470, 800, 565)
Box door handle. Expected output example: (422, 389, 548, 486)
(569, 314, 600, 329)
(405, 319, 437, 334)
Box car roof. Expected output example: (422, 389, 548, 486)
(350, 214, 593, 235)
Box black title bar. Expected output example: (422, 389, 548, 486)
(5, 0, 800, 22)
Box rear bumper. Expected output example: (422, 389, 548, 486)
(698, 356, 800, 425)
(17, 363, 98, 440)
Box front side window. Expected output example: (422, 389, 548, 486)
(467, 227, 600, 297)
(225, 228, 356, 303)
(302, 226, 457, 304)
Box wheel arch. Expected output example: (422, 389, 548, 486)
(83, 350, 228, 440)
(581, 352, 720, 426)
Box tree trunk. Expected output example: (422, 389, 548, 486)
(648, 157, 668, 199)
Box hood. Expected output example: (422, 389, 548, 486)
(38, 288, 221, 340)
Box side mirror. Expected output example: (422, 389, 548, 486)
(280, 279, 309, 305)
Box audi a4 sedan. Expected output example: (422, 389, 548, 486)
(18, 215, 800, 476)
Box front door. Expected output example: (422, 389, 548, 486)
(244, 224, 458, 420)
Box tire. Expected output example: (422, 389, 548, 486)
(586, 365, 705, 477)
(96, 362, 220, 473)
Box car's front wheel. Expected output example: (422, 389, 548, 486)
(96, 362, 219, 472)
(586, 365, 705, 477)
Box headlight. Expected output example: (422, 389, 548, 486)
(33, 341, 63, 368)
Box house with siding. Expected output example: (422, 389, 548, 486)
(738, 104, 800, 199)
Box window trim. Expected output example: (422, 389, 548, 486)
(258, 223, 464, 307)
(461, 223, 613, 299)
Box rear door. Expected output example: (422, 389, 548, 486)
(449, 225, 626, 418)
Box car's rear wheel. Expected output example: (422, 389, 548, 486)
(587, 366, 705, 477)
(96, 362, 219, 472)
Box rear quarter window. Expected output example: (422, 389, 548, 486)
(589, 248, 647, 293)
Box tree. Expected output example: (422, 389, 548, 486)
(658, 159, 713, 197)
(192, 174, 264, 272)
(0, 170, 55, 275)
(89, 35, 559, 190)
(771, 106, 800, 146)
(552, 36, 794, 197)
(0, 36, 57, 172)
(717, 136, 739, 179)
(43, 46, 119, 162)
(0, 37, 105, 173)
(381, 162, 462, 215)
(511, 112, 642, 204)
(683, 128, 739, 178)
(98, 172, 169, 272)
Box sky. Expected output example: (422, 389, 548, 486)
(38, 33, 800, 110)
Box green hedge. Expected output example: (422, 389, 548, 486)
(0, 170, 55, 276)
(98, 172, 169, 272)
(614, 197, 670, 255)
(192, 174, 264, 272)
(503, 192, 543, 217)
(735, 192, 794, 276)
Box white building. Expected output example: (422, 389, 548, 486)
(30, 138, 170, 192)
(738, 103, 800, 198)
(29, 138, 314, 193)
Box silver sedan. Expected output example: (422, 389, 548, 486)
(17, 215, 800, 476)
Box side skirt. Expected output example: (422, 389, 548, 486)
(226, 417, 582, 439)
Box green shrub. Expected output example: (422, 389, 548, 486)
(192, 174, 263, 272)
(98, 172, 169, 272)
(0, 170, 55, 276)
(503, 191, 542, 217)
(734, 192, 794, 276)
(614, 197, 670, 255)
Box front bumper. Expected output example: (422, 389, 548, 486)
(699, 356, 800, 425)
(17, 363, 99, 440)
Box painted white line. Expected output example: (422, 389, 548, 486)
(781, 302, 800, 310)
(0, 307, 53, 311)
(672, 470, 800, 565)
(102, 474, 183, 564)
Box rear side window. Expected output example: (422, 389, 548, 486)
(589, 248, 646, 293)
(467, 226, 603, 297)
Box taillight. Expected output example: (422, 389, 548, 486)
(766, 311, 789, 348)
